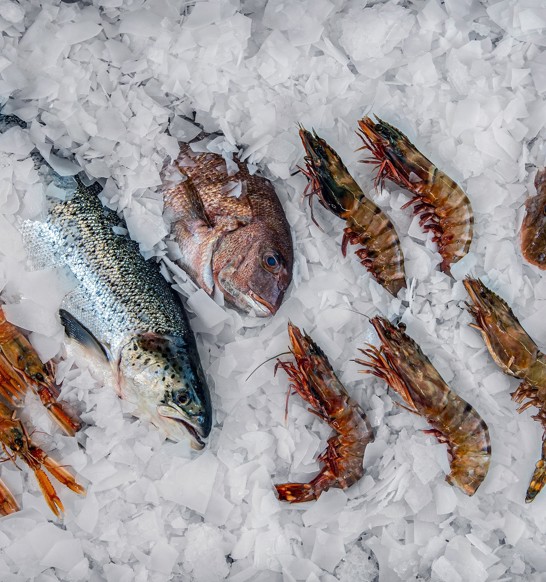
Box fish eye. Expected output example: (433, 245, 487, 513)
(543, 206, 546, 216)
(263, 253, 281, 272)
(176, 392, 190, 406)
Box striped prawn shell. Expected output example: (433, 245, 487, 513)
(464, 277, 546, 502)
(358, 116, 473, 275)
(298, 127, 406, 296)
(357, 317, 490, 496)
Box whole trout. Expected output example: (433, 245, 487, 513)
(0, 114, 212, 449)
(161, 138, 293, 317)
(521, 168, 546, 269)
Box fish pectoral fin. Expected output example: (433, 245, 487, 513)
(59, 309, 110, 363)
(177, 218, 242, 295)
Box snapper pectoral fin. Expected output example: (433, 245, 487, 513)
(172, 215, 242, 295)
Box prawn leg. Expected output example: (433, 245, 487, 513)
(0, 477, 19, 516)
(0, 310, 80, 435)
(0, 400, 85, 517)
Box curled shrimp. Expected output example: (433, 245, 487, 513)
(356, 316, 490, 496)
(521, 168, 546, 269)
(299, 127, 406, 296)
(358, 116, 473, 274)
(0, 308, 80, 436)
(0, 398, 85, 517)
(464, 277, 546, 502)
(274, 323, 374, 503)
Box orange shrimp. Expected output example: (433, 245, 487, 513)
(0, 398, 84, 517)
(464, 277, 546, 502)
(0, 308, 80, 436)
(299, 127, 406, 296)
(356, 317, 490, 496)
(358, 116, 473, 274)
(274, 323, 374, 502)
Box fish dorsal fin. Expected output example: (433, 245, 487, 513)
(59, 309, 110, 363)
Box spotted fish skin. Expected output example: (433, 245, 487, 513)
(0, 113, 212, 448)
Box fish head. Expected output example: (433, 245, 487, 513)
(119, 333, 212, 449)
(213, 224, 292, 317)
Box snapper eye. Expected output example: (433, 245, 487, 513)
(263, 252, 281, 272)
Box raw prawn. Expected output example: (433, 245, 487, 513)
(356, 316, 490, 496)
(274, 323, 374, 502)
(358, 116, 473, 274)
(464, 277, 546, 502)
(299, 127, 406, 296)
(521, 168, 546, 269)
(0, 308, 80, 436)
(0, 398, 84, 517)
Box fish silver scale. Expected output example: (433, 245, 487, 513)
(39, 188, 189, 354)
(2, 113, 212, 446)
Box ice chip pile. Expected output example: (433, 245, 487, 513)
(0, 0, 545, 580)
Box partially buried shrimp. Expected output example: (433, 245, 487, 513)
(521, 168, 546, 269)
(299, 127, 406, 296)
(356, 317, 490, 496)
(358, 116, 473, 274)
(0, 398, 84, 517)
(464, 277, 546, 502)
(274, 323, 374, 502)
(0, 308, 80, 436)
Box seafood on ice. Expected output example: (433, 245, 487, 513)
(0, 313, 83, 516)
(464, 277, 546, 502)
(357, 317, 491, 496)
(274, 323, 374, 502)
(358, 116, 473, 275)
(161, 132, 293, 317)
(0, 307, 79, 436)
(0, 113, 212, 450)
(521, 168, 546, 269)
(0, 398, 84, 517)
(299, 127, 406, 296)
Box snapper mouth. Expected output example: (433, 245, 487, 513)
(157, 403, 207, 450)
(247, 289, 276, 317)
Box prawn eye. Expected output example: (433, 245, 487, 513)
(543, 205, 546, 216)
(263, 252, 281, 272)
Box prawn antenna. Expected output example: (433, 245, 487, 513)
(246, 352, 292, 381)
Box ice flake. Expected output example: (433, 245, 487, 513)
(150, 540, 178, 575)
(159, 451, 219, 515)
(41, 538, 85, 572)
(58, 22, 102, 45)
(303, 489, 347, 526)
